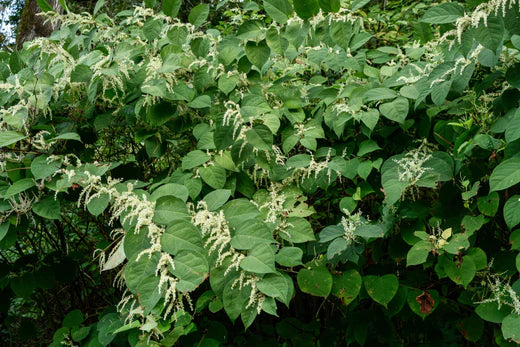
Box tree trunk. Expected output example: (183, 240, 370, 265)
(16, 0, 62, 49)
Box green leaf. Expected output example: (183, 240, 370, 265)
(223, 282, 248, 321)
(182, 150, 211, 170)
(379, 97, 409, 124)
(293, 0, 319, 20)
(355, 224, 385, 240)
(143, 19, 163, 41)
(257, 271, 294, 306)
(474, 14, 504, 52)
(246, 125, 273, 151)
(0, 131, 26, 147)
(36, 0, 53, 12)
(63, 310, 84, 328)
(263, 0, 293, 24)
(444, 256, 476, 288)
(31, 155, 62, 180)
(505, 109, 520, 143)
(53, 132, 82, 142)
(331, 269, 361, 305)
(199, 166, 227, 189)
(443, 233, 470, 255)
(517, 252, 520, 272)
(477, 191, 500, 216)
(188, 95, 211, 109)
(153, 196, 190, 225)
(0, 222, 9, 242)
(151, 183, 189, 202)
(223, 199, 261, 228)
(489, 157, 520, 192)
(286, 154, 311, 168)
(420, 3, 464, 24)
(240, 243, 276, 274)
(188, 4, 210, 28)
(203, 189, 231, 211)
(297, 266, 333, 297)
(476, 301, 512, 323)
(124, 253, 162, 312)
(327, 237, 348, 259)
(357, 140, 381, 157)
(407, 240, 432, 266)
(32, 197, 61, 220)
(510, 229, 520, 251)
(4, 178, 35, 198)
(161, 220, 203, 255)
(93, 0, 107, 15)
(163, 0, 182, 17)
(281, 217, 315, 243)
(502, 314, 520, 343)
(275, 247, 303, 267)
(230, 220, 275, 250)
(146, 100, 176, 126)
(363, 274, 399, 307)
(351, 0, 371, 11)
(364, 88, 397, 102)
(218, 74, 239, 95)
(245, 40, 271, 70)
(319, 0, 340, 12)
(171, 250, 208, 292)
(506, 64, 520, 89)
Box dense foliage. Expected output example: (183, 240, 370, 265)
(1, 0, 520, 345)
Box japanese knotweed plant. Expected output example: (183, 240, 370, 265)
(1, 0, 520, 345)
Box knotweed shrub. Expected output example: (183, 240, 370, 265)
(1, 0, 520, 345)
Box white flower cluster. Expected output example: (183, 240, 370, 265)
(258, 183, 289, 224)
(340, 209, 365, 242)
(191, 201, 244, 271)
(454, 0, 519, 44)
(477, 273, 520, 315)
(232, 272, 265, 314)
(393, 141, 433, 186)
(292, 148, 340, 184)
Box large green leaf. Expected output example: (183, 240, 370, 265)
(275, 247, 303, 267)
(33, 197, 61, 220)
(162, 0, 182, 17)
(0, 131, 26, 147)
(474, 14, 504, 52)
(263, 0, 293, 24)
(230, 220, 275, 250)
(4, 178, 35, 198)
(489, 157, 520, 192)
(297, 266, 333, 297)
(293, 0, 319, 20)
(188, 4, 210, 28)
(407, 240, 432, 266)
(31, 155, 62, 180)
(280, 217, 315, 243)
(257, 271, 294, 306)
(161, 220, 203, 255)
(502, 314, 520, 343)
(153, 196, 190, 225)
(444, 256, 476, 288)
(379, 97, 409, 124)
(199, 166, 227, 189)
(246, 124, 273, 151)
(171, 250, 209, 292)
(202, 189, 231, 211)
(331, 269, 361, 305)
(420, 3, 464, 24)
(240, 243, 276, 274)
(363, 274, 399, 307)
